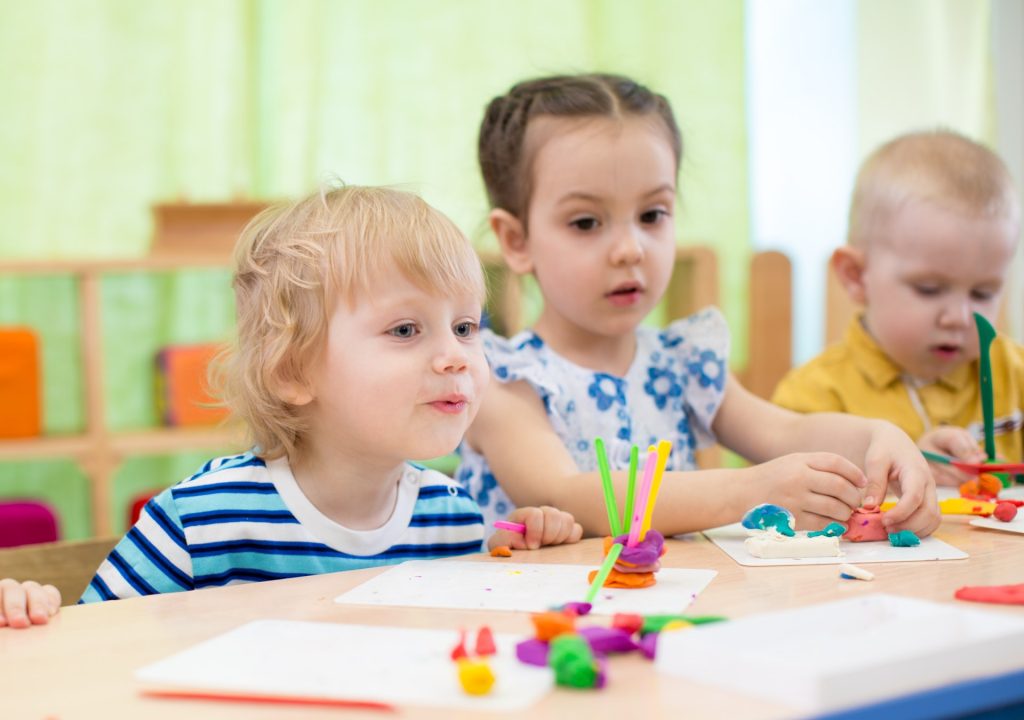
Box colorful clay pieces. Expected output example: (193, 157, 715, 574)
(741, 504, 841, 559)
(586, 438, 672, 596)
(515, 605, 726, 688)
(844, 507, 888, 542)
(453, 626, 497, 695)
(955, 583, 1024, 606)
(587, 532, 667, 589)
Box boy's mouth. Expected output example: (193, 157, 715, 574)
(428, 393, 469, 414)
(930, 343, 961, 359)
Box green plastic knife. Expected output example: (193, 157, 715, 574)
(974, 312, 996, 461)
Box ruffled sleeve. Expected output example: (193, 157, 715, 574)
(482, 328, 562, 404)
(658, 306, 731, 447)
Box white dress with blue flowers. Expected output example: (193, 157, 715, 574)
(455, 307, 730, 530)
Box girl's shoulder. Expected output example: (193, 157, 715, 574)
(643, 306, 729, 355)
(481, 328, 562, 396)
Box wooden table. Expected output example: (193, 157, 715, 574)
(3, 517, 1023, 719)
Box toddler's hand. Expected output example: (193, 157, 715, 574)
(0, 578, 61, 629)
(918, 426, 986, 486)
(489, 506, 583, 551)
(863, 422, 940, 536)
(751, 452, 866, 530)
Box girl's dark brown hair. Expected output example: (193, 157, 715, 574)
(478, 73, 682, 222)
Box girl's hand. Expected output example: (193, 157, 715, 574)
(0, 579, 61, 629)
(750, 452, 866, 530)
(918, 426, 986, 486)
(862, 422, 940, 536)
(488, 506, 583, 551)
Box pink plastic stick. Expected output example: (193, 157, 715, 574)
(493, 520, 527, 534)
(626, 450, 658, 548)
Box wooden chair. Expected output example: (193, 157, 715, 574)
(0, 536, 118, 604)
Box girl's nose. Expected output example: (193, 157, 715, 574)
(610, 226, 644, 266)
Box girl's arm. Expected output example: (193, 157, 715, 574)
(713, 374, 939, 534)
(467, 377, 859, 535)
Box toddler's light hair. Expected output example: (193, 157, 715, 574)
(216, 185, 485, 460)
(848, 129, 1020, 249)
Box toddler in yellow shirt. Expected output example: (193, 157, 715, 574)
(773, 130, 1022, 485)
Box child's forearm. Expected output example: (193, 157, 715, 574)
(527, 467, 764, 537)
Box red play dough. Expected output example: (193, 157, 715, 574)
(955, 583, 1024, 605)
(845, 507, 888, 542)
(994, 501, 1018, 522)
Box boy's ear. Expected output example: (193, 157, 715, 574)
(831, 246, 868, 305)
(489, 208, 532, 274)
(271, 367, 314, 407)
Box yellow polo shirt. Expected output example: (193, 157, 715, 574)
(771, 317, 1024, 462)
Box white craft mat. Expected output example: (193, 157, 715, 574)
(335, 559, 716, 615)
(656, 593, 1024, 713)
(136, 620, 552, 712)
(703, 523, 967, 566)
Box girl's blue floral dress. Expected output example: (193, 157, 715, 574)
(456, 307, 730, 530)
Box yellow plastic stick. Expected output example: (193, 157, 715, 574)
(639, 440, 672, 541)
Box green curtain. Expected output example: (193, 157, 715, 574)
(0, 0, 747, 538)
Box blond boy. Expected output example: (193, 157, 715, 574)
(773, 130, 1022, 485)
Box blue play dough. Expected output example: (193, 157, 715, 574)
(888, 530, 921, 547)
(741, 503, 795, 536)
(808, 522, 847, 538)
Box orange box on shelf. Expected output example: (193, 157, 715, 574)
(0, 327, 42, 438)
(155, 343, 229, 427)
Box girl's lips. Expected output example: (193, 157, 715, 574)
(606, 286, 642, 307)
(429, 397, 468, 414)
(930, 345, 961, 359)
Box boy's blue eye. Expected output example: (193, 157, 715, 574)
(389, 323, 418, 338)
(453, 320, 479, 338)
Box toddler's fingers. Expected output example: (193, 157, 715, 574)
(569, 522, 583, 544)
(26, 582, 59, 624)
(510, 507, 544, 550)
(881, 475, 928, 528)
(808, 470, 863, 511)
(805, 453, 868, 489)
(0, 578, 30, 629)
(799, 492, 856, 526)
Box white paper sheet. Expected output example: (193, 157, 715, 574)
(334, 559, 717, 615)
(703, 523, 967, 566)
(656, 593, 1024, 713)
(136, 620, 552, 712)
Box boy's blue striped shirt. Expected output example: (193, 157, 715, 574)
(80, 451, 484, 603)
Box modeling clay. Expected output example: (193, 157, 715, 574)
(611, 613, 644, 635)
(888, 530, 920, 547)
(457, 658, 495, 695)
(548, 634, 603, 688)
(450, 629, 468, 660)
(994, 501, 1018, 522)
(531, 611, 575, 641)
(838, 563, 874, 581)
(808, 522, 847, 537)
(515, 638, 549, 667)
(955, 583, 1024, 605)
(579, 626, 639, 654)
(845, 507, 888, 542)
(741, 503, 795, 536)
(475, 626, 496, 656)
(489, 545, 512, 557)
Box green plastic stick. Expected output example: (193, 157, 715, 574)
(593, 437, 621, 536)
(585, 542, 624, 604)
(974, 312, 997, 460)
(622, 445, 638, 535)
(922, 450, 952, 465)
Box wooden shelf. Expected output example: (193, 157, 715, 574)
(0, 255, 244, 536)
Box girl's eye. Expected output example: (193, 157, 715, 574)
(971, 289, 996, 302)
(453, 320, 479, 338)
(388, 323, 418, 339)
(913, 285, 941, 296)
(640, 208, 669, 224)
(570, 217, 599, 231)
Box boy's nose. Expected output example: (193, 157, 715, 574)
(433, 339, 469, 374)
(938, 296, 972, 328)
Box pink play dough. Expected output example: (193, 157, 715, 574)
(844, 507, 888, 542)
